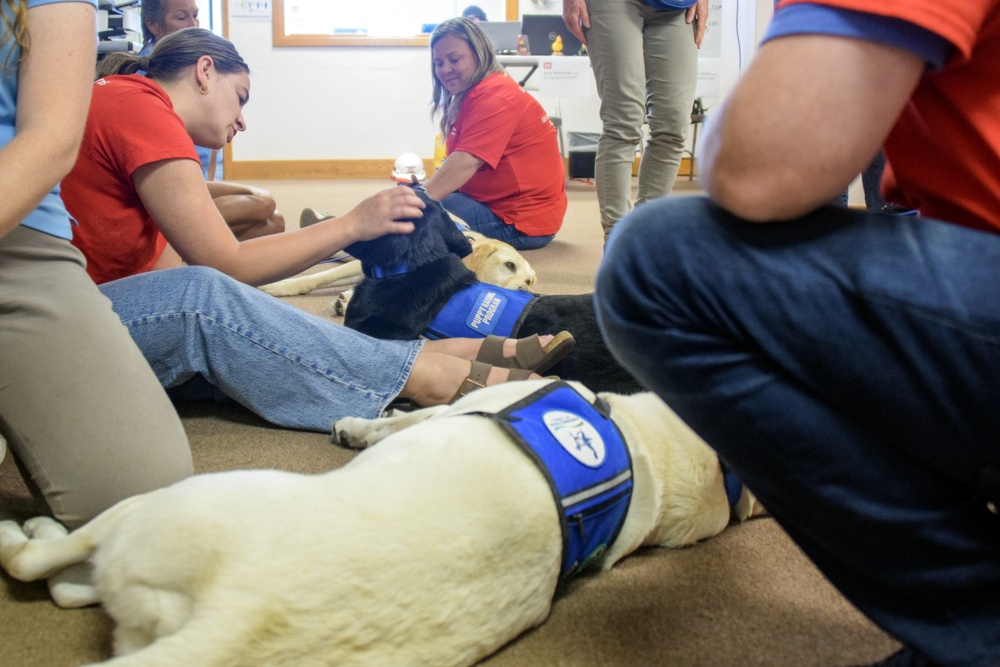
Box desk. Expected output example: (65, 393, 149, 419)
(497, 55, 542, 87)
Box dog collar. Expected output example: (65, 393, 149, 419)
(364, 262, 409, 279)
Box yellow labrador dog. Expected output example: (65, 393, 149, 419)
(260, 230, 536, 298)
(0, 379, 762, 667)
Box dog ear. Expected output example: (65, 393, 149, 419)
(412, 183, 433, 202)
(462, 243, 496, 272)
(396, 177, 426, 201)
(428, 201, 473, 258)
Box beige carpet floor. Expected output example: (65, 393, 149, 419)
(0, 178, 898, 666)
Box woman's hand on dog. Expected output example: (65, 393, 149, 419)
(342, 186, 425, 242)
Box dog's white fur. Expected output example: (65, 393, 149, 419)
(0, 380, 761, 667)
(260, 230, 536, 298)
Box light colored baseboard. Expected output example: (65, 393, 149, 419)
(224, 157, 695, 181)
(225, 159, 401, 181)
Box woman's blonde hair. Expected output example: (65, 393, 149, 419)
(429, 17, 504, 137)
(1, 0, 29, 68)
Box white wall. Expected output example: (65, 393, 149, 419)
(226, 21, 441, 161)
(224, 0, 772, 164)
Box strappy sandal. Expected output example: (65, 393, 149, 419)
(475, 331, 576, 375)
(452, 360, 535, 402)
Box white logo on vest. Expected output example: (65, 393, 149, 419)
(543, 410, 606, 468)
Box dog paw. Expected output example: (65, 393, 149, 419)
(333, 289, 354, 317)
(259, 279, 305, 298)
(333, 417, 374, 449)
(48, 562, 100, 609)
(0, 520, 26, 542)
(24, 516, 68, 540)
(0, 520, 29, 568)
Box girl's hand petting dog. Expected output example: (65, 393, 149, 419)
(344, 186, 425, 242)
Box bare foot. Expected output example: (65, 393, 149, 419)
(399, 352, 540, 407)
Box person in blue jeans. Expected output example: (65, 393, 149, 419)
(595, 2, 1000, 666)
(100, 265, 555, 432)
(423, 19, 567, 251)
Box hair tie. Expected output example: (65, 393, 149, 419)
(138, 55, 150, 70)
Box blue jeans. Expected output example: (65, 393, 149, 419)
(441, 192, 555, 250)
(595, 197, 1000, 667)
(100, 266, 422, 432)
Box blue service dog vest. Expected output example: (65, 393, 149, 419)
(425, 284, 538, 340)
(475, 382, 633, 583)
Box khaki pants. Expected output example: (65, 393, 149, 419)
(585, 0, 699, 240)
(0, 227, 191, 528)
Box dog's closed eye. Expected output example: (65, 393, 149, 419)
(504, 261, 517, 273)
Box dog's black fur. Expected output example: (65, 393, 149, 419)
(344, 185, 641, 394)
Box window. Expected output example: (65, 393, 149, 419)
(273, 0, 519, 46)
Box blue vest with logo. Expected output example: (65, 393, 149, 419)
(480, 382, 634, 583)
(425, 284, 538, 340)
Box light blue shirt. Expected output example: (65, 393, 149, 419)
(1, 0, 97, 240)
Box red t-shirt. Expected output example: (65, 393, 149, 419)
(447, 72, 567, 236)
(779, 0, 1000, 234)
(63, 75, 200, 284)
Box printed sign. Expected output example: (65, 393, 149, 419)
(538, 57, 592, 97)
(465, 289, 508, 335)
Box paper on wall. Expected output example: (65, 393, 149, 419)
(696, 58, 721, 100)
(537, 57, 592, 97)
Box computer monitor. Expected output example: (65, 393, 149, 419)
(520, 14, 585, 57)
(478, 20, 522, 54)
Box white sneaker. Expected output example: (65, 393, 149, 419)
(0, 433, 6, 466)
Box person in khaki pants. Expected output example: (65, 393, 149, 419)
(563, 0, 708, 243)
(0, 0, 193, 530)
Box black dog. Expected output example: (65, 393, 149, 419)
(344, 186, 641, 394)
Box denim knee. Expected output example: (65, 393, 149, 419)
(165, 265, 245, 308)
(598, 196, 716, 319)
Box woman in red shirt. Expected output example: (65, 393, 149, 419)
(423, 18, 567, 251)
